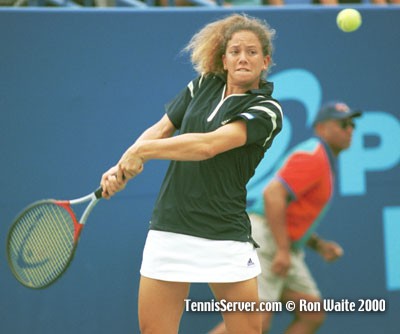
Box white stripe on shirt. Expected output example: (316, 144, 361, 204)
(248, 105, 278, 147)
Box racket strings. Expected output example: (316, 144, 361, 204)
(8, 203, 76, 288)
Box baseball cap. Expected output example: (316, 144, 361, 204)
(313, 101, 362, 126)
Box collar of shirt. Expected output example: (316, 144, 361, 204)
(316, 136, 337, 175)
(215, 73, 274, 96)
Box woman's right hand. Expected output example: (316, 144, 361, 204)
(101, 144, 145, 199)
(100, 165, 127, 199)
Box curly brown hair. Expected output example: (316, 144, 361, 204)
(184, 13, 276, 77)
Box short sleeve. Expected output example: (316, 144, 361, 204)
(165, 75, 204, 129)
(230, 100, 283, 149)
(278, 151, 324, 198)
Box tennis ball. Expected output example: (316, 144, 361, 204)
(336, 9, 362, 33)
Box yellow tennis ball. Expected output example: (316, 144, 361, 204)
(337, 9, 362, 33)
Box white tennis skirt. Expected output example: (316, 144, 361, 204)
(140, 230, 261, 283)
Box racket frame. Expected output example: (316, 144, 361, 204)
(6, 187, 102, 289)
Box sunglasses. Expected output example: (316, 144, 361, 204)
(338, 119, 355, 129)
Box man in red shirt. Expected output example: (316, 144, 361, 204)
(210, 101, 362, 334)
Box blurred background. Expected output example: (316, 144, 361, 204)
(0, 5, 399, 334)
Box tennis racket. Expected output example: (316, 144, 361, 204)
(7, 187, 103, 289)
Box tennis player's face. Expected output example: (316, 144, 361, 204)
(223, 30, 269, 92)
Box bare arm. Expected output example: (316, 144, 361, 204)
(308, 234, 344, 262)
(102, 118, 247, 197)
(124, 119, 247, 163)
(100, 114, 177, 197)
(264, 179, 291, 277)
(134, 114, 177, 142)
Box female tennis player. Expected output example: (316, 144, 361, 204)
(101, 14, 283, 334)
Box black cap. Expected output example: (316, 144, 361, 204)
(313, 101, 362, 126)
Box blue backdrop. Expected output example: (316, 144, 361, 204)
(0, 6, 399, 334)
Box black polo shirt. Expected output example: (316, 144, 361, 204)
(149, 74, 283, 244)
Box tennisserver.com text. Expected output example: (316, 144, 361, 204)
(184, 298, 386, 313)
(184, 299, 281, 312)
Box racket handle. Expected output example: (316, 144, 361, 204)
(96, 173, 125, 199)
(95, 187, 103, 199)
